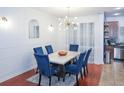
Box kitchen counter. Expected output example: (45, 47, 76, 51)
(113, 44, 124, 60)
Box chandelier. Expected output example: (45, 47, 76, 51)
(58, 7, 78, 30)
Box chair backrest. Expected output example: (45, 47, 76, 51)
(33, 47, 44, 55)
(84, 48, 92, 65)
(34, 54, 50, 76)
(76, 52, 86, 70)
(45, 45, 53, 54)
(69, 44, 79, 52)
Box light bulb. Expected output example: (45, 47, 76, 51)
(48, 25, 54, 32)
(58, 18, 61, 21)
(74, 17, 78, 19)
(114, 13, 120, 16)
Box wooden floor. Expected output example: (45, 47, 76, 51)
(0, 64, 103, 86)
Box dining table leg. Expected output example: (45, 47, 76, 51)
(56, 64, 66, 82)
(62, 65, 65, 82)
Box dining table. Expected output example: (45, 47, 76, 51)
(48, 50, 80, 81)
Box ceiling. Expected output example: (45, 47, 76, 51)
(35, 7, 124, 17)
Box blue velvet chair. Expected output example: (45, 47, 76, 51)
(34, 54, 59, 86)
(33, 47, 44, 73)
(45, 45, 53, 54)
(33, 47, 44, 55)
(69, 44, 79, 63)
(69, 44, 79, 52)
(65, 52, 86, 85)
(82, 48, 92, 76)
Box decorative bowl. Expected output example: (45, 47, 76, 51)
(58, 51, 67, 56)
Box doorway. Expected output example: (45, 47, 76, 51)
(104, 21, 119, 63)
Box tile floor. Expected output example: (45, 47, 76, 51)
(99, 61, 124, 85)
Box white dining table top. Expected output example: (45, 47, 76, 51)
(48, 50, 80, 65)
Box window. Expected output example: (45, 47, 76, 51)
(80, 23, 94, 62)
(119, 26, 124, 43)
(29, 19, 39, 39)
(66, 27, 78, 45)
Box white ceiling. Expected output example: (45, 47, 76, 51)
(34, 7, 124, 17)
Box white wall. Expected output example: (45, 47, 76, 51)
(56, 28, 67, 50)
(107, 16, 124, 43)
(0, 8, 58, 82)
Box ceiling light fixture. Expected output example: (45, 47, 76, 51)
(114, 7, 122, 10)
(58, 7, 78, 30)
(114, 13, 120, 16)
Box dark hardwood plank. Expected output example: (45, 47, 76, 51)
(0, 64, 103, 86)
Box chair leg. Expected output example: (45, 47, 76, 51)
(36, 67, 39, 73)
(38, 74, 41, 86)
(86, 65, 88, 74)
(76, 74, 79, 86)
(80, 71, 83, 79)
(63, 77, 65, 82)
(49, 77, 51, 86)
(58, 76, 60, 81)
(84, 67, 86, 77)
